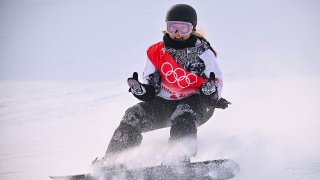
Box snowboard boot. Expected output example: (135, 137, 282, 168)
(168, 104, 198, 164)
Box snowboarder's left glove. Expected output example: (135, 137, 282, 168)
(201, 72, 217, 96)
(127, 72, 156, 101)
(201, 72, 231, 109)
(201, 72, 219, 102)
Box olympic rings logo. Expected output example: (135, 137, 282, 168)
(161, 62, 198, 89)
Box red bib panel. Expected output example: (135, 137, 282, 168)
(147, 42, 205, 98)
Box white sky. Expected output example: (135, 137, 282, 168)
(0, 0, 319, 81)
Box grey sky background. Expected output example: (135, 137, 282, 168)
(1, 0, 319, 81)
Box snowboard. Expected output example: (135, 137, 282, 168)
(50, 159, 239, 180)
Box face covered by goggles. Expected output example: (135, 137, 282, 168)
(166, 21, 193, 35)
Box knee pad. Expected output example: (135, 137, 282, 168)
(170, 116, 197, 141)
(121, 104, 146, 131)
(106, 123, 143, 154)
(170, 104, 196, 121)
(170, 104, 197, 140)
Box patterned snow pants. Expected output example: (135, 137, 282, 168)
(105, 93, 215, 158)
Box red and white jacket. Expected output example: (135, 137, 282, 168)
(142, 39, 223, 100)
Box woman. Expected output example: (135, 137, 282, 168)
(102, 4, 230, 166)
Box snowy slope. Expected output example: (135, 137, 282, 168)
(1, 0, 320, 180)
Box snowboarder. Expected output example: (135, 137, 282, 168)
(96, 3, 231, 168)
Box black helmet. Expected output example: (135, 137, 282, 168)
(165, 4, 197, 27)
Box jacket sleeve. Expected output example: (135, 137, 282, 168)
(142, 57, 161, 94)
(199, 50, 223, 98)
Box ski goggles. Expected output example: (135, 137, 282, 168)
(166, 21, 193, 35)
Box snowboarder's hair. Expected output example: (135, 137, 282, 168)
(191, 30, 218, 57)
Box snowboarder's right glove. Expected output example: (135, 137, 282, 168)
(201, 72, 231, 109)
(127, 72, 156, 101)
